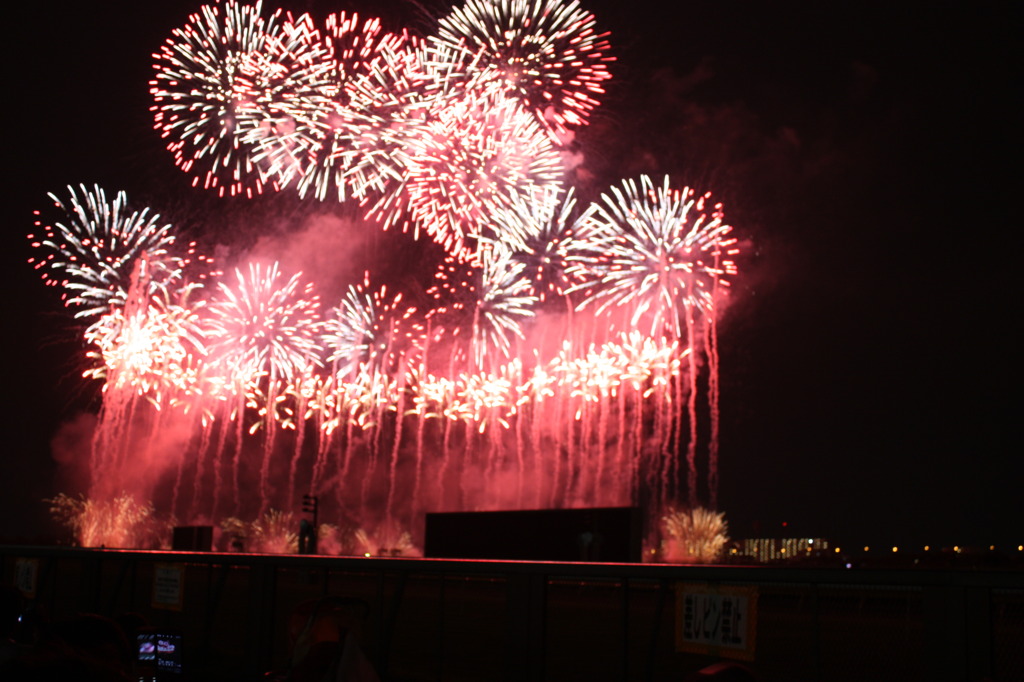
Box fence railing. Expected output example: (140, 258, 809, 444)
(2, 545, 1021, 681)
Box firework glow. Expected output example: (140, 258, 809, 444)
(36, 0, 744, 558)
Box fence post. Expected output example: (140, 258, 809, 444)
(924, 581, 993, 682)
(246, 562, 278, 678)
(506, 571, 547, 681)
(965, 585, 993, 680)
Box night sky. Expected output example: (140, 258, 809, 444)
(3, 1, 1017, 549)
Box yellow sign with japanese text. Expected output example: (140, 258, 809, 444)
(675, 583, 758, 661)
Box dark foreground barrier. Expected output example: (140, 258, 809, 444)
(2, 545, 1022, 681)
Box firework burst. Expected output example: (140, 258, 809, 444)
(369, 87, 565, 259)
(498, 186, 588, 302)
(151, 1, 333, 197)
(27, 0, 749, 549)
(263, 13, 412, 202)
(237, 508, 299, 553)
(27, 184, 183, 319)
(48, 493, 162, 549)
(237, 11, 342, 184)
(428, 243, 538, 369)
(322, 273, 422, 378)
(204, 262, 324, 387)
(569, 175, 739, 338)
(83, 284, 207, 406)
(545, 331, 683, 404)
(353, 522, 418, 557)
(436, 0, 614, 136)
(342, 38, 493, 208)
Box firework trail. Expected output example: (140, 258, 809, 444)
(700, 314, 720, 509)
(545, 331, 684, 506)
(27, 184, 184, 319)
(568, 174, 739, 338)
(294, 372, 333, 492)
(436, 0, 614, 137)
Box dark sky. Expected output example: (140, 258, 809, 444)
(3, 1, 1017, 548)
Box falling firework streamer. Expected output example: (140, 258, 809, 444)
(684, 305, 699, 509)
(706, 309, 721, 510)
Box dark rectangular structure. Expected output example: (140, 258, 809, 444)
(424, 507, 642, 562)
(171, 525, 213, 551)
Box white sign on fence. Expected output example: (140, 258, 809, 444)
(152, 563, 184, 611)
(14, 558, 39, 598)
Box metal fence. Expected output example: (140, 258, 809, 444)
(2, 546, 1021, 681)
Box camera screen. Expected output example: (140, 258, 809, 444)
(137, 631, 183, 675)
